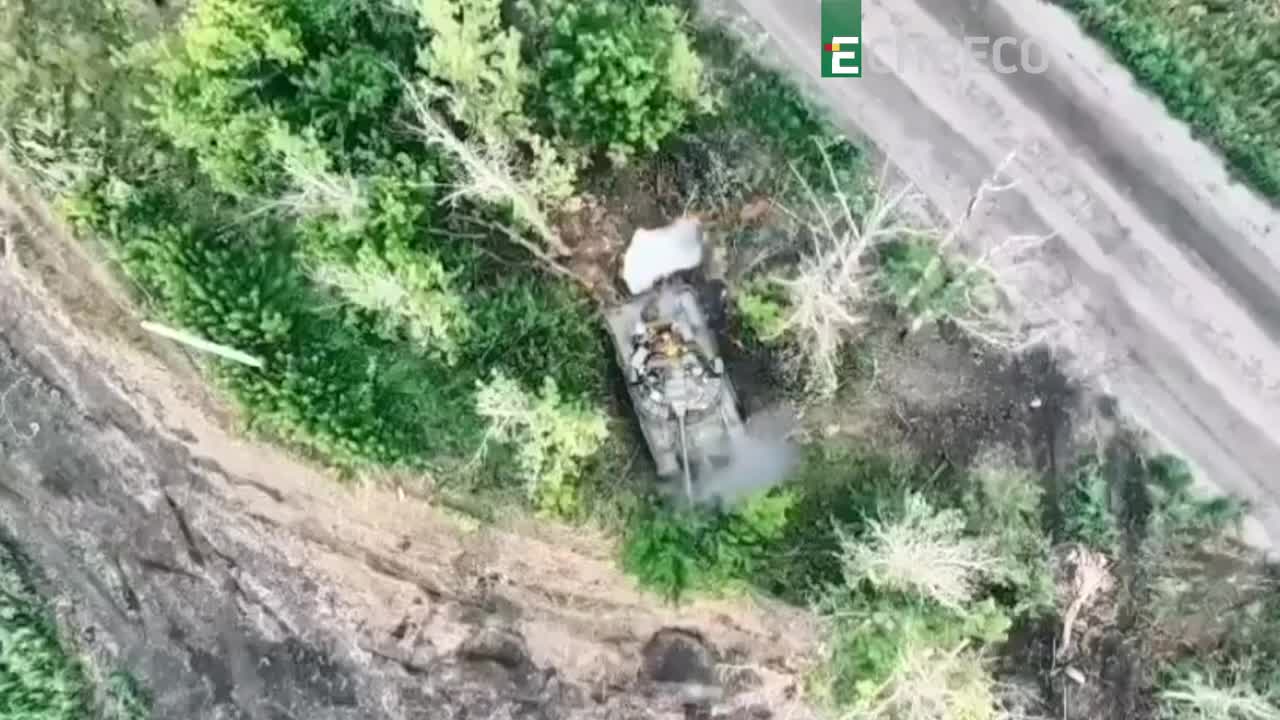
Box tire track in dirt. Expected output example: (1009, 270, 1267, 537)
(723, 0, 1280, 551)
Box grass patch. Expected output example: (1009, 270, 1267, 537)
(0, 540, 90, 720)
(1062, 0, 1280, 200)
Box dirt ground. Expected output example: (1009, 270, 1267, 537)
(0, 168, 825, 719)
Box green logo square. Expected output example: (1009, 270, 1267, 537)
(821, 0, 862, 78)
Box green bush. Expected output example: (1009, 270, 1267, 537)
(621, 489, 797, 602)
(878, 239, 995, 330)
(1063, 0, 1280, 200)
(686, 28, 865, 196)
(734, 277, 790, 344)
(520, 0, 708, 161)
(814, 592, 1011, 713)
(1057, 457, 1120, 551)
(0, 0, 144, 195)
(473, 371, 610, 517)
(146, 0, 421, 197)
(963, 464, 1055, 616)
(0, 541, 90, 720)
(757, 449, 953, 602)
(1143, 453, 1243, 546)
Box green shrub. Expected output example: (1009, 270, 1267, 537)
(51, 0, 607, 476)
(1057, 457, 1119, 551)
(520, 0, 708, 161)
(878, 239, 994, 330)
(1063, 0, 1280, 200)
(734, 277, 789, 344)
(474, 371, 610, 516)
(147, 0, 420, 197)
(621, 489, 798, 602)
(757, 448, 953, 602)
(814, 592, 1011, 715)
(309, 241, 471, 363)
(0, 0, 147, 195)
(1143, 454, 1243, 547)
(840, 492, 1007, 611)
(681, 29, 866, 201)
(963, 463, 1055, 616)
(0, 541, 90, 720)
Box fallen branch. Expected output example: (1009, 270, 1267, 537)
(1057, 545, 1112, 659)
(140, 321, 264, 368)
(455, 216, 596, 294)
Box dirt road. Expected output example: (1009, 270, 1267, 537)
(721, 0, 1280, 549)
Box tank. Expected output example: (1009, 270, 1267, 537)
(604, 281, 747, 502)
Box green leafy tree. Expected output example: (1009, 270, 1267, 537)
(519, 0, 710, 161)
(474, 371, 609, 516)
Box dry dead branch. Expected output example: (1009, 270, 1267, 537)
(767, 144, 1053, 397)
(1056, 545, 1113, 659)
(895, 150, 1055, 350)
(402, 81, 571, 257)
(772, 151, 931, 396)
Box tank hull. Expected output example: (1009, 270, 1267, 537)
(603, 282, 746, 500)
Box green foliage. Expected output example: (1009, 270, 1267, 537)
(146, 0, 420, 197)
(413, 0, 526, 138)
(757, 448, 952, 602)
(878, 239, 993, 327)
(521, 0, 708, 161)
(1057, 457, 1120, 551)
(1143, 453, 1244, 547)
(408, 0, 579, 215)
(1064, 0, 1280, 200)
(964, 463, 1055, 616)
(815, 592, 1011, 714)
(45, 0, 606, 475)
(841, 492, 1006, 611)
(0, 0, 145, 194)
(734, 277, 789, 344)
(474, 371, 609, 516)
(0, 540, 90, 720)
(310, 241, 471, 363)
(622, 490, 798, 602)
(814, 473, 1019, 719)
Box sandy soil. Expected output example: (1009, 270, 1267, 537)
(0, 170, 820, 719)
(719, 0, 1280, 552)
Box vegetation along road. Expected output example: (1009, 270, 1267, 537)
(732, 0, 1280, 549)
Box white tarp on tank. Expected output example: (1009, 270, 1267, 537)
(621, 218, 704, 295)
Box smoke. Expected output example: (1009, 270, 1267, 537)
(694, 409, 800, 508)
